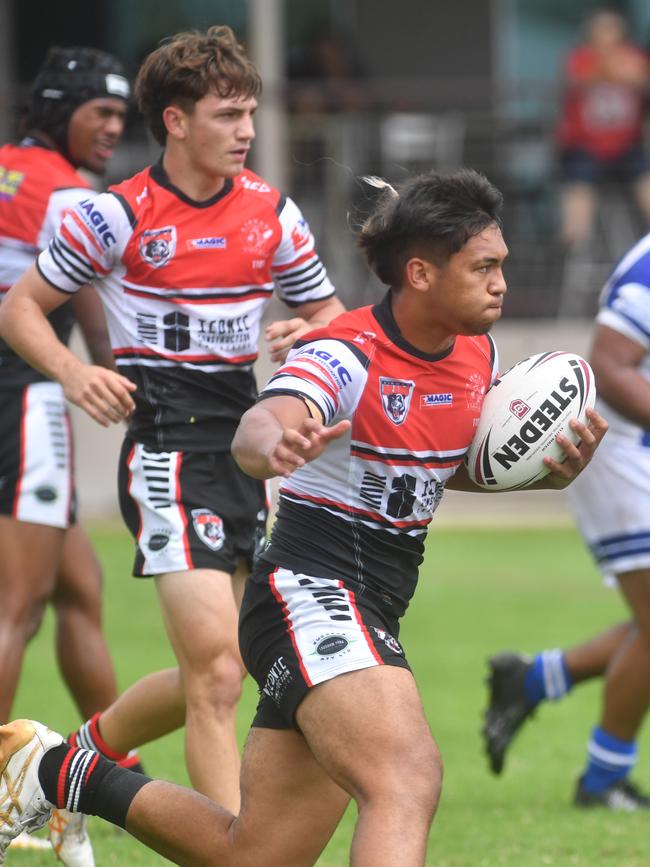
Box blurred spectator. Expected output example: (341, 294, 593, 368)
(288, 22, 368, 115)
(556, 9, 650, 249)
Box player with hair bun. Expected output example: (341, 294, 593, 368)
(0, 23, 344, 819)
(0, 44, 139, 865)
(0, 168, 606, 866)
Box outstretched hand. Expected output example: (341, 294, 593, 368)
(543, 408, 608, 488)
(267, 417, 351, 477)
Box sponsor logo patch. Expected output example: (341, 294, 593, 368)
(147, 530, 171, 552)
(187, 237, 227, 250)
(0, 167, 25, 201)
(191, 509, 225, 551)
(310, 632, 354, 659)
(509, 398, 530, 420)
(140, 226, 176, 267)
(420, 392, 453, 408)
(379, 377, 415, 425)
(291, 218, 310, 251)
(35, 485, 57, 503)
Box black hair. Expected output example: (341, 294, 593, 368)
(357, 169, 503, 288)
(26, 46, 130, 158)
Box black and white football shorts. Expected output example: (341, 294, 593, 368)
(0, 382, 76, 528)
(118, 438, 269, 577)
(239, 562, 411, 730)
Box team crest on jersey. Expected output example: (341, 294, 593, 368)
(241, 218, 273, 254)
(379, 377, 415, 425)
(465, 372, 486, 411)
(191, 509, 225, 551)
(140, 226, 176, 268)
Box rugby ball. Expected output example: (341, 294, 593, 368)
(466, 351, 596, 490)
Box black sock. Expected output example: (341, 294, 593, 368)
(38, 744, 152, 829)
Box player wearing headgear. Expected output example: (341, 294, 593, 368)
(0, 24, 344, 818)
(0, 45, 136, 865)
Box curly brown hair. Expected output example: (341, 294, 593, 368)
(135, 25, 262, 145)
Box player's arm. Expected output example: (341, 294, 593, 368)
(589, 324, 650, 428)
(71, 284, 115, 370)
(448, 407, 608, 492)
(232, 394, 350, 480)
(0, 264, 135, 426)
(265, 295, 346, 364)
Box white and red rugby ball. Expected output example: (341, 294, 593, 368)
(466, 351, 596, 490)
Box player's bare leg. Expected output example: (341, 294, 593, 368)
(156, 564, 245, 811)
(96, 668, 185, 753)
(0, 517, 63, 722)
(600, 570, 650, 740)
(124, 727, 349, 866)
(298, 666, 441, 867)
(1, 720, 349, 866)
(564, 621, 635, 682)
(51, 523, 120, 718)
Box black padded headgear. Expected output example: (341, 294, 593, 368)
(28, 46, 130, 158)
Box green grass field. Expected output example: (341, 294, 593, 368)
(10, 522, 650, 866)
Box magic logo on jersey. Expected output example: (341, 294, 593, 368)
(379, 377, 415, 425)
(140, 226, 176, 268)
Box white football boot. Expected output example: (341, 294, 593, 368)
(49, 808, 95, 866)
(0, 719, 63, 864)
(7, 829, 52, 850)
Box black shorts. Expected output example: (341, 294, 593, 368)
(239, 561, 411, 730)
(560, 144, 650, 184)
(118, 438, 268, 577)
(0, 382, 76, 527)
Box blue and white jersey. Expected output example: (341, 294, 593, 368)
(597, 232, 650, 445)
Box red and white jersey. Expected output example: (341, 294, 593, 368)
(37, 161, 336, 451)
(0, 138, 90, 386)
(259, 294, 499, 616)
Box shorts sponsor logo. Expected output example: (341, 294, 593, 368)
(35, 486, 57, 503)
(147, 531, 171, 552)
(191, 508, 225, 551)
(371, 626, 403, 655)
(310, 633, 354, 660)
(420, 392, 453, 408)
(140, 226, 176, 268)
(509, 398, 530, 420)
(380, 377, 415, 425)
(262, 656, 293, 705)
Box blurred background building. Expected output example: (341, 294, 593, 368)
(1, 0, 648, 517)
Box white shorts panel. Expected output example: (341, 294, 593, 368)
(566, 436, 650, 579)
(270, 567, 384, 687)
(125, 443, 192, 575)
(13, 382, 72, 528)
